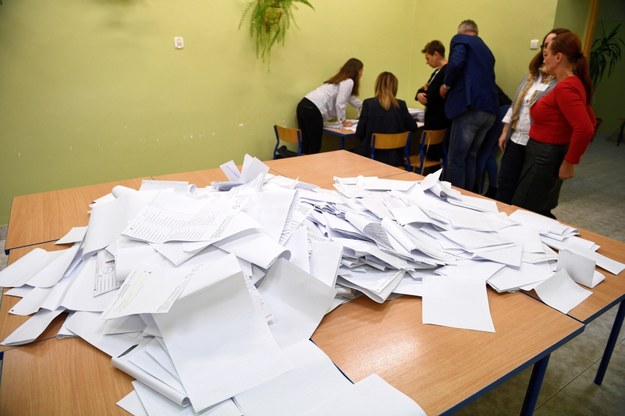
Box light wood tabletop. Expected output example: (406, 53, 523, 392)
(0, 152, 593, 415)
(266, 150, 406, 189)
(5, 178, 147, 252)
(0, 337, 133, 415)
(313, 289, 583, 416)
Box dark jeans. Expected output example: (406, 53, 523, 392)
(476, 104, 510, 194)
(496, 140, 526, 204)
(296, 98, 323, 154)
(511, 139, 568, 216)
(446, 110, 496, 191)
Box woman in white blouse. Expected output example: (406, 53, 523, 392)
(296, 58, 363, 154)
(496, 28, 570, 203)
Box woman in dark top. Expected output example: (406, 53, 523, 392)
(356, 72, 419, 166)
(415, 40, 450, 161)
(415, 40, 450, 131)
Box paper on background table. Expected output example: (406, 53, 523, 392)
(153, 259, 291, 413)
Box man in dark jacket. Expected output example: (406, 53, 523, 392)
(440, 19, 498, 191)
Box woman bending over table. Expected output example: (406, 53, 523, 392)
(296, 58, 363, 154)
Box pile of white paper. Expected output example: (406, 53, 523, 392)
(1, 154, 623, 415)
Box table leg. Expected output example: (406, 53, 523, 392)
(521, 354, 550, 416)
(340, 137, 345, 150)
(594, 299, 625, 385)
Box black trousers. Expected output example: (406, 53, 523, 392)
(496, 140, 526, 204)
(511, 139, 567, 216)
(296, 98, 323, 154)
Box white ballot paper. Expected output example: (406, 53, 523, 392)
(0, 248, 62, 288)
(1, 308, 65, 346)
(258, 258, 336, 348)
(102, 263, 204, 320)
(234, 340, 352, 416)
(56, 226, 88, 245)
(153, 257, 292, 413)
(117, 390, 148, 416)
(557, 248, 604, 288)
(132, 380, 243, 416)
(534, 269, 592, 314)
(422, 275, 495, 332)
(306, 374, 426, 416)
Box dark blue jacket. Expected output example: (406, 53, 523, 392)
(443, 34, 499, 120)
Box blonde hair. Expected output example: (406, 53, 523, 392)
(375, 72, 399, 110)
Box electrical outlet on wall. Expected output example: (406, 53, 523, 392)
(174, 36, 184, 49)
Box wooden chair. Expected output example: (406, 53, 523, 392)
(370, 131, 412, 170)
(410, 128, 447, 174)
(273, 125, 302, 159)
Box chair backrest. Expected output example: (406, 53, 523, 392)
(417, 128, 448, 174)
(273, 125, 302, 159)
(370, 131, 411, 170)
(371, 131, 410, 150)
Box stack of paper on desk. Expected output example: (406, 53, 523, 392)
(3, 155, 624, 414)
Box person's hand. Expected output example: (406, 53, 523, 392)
(417, 92, 428, 105)
(498, 133, 507, 151)
(439, 84, 449, 98)
(559, 160, 575, 180)
(342, 120, 353, 127)
(497, 124, 510, 151)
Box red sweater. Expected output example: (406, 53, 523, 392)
(529, 76, 596, 164)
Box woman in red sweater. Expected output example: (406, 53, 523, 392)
(511, 32, 596, 218)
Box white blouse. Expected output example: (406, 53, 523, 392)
(305, 78, 362, 122)
(502, 73, 549, 146)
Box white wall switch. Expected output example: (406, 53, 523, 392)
(174, 36, 184, 49)
(530, 39, 540, 50)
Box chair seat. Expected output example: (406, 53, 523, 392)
(409, 155, 442, 172)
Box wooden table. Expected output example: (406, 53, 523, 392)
(0, 337, 133, 415)
(388, 170, 625, 387)
(313, 291, 583, 416)
(0, 152, 587, 415)
(557, 228, 625, 385)
(266, 150, 406, 189)
(4, 178, 147, 253)
(323, 126, 357, 150)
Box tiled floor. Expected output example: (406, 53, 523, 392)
(0, 136, 623, 415)
(456, 135, 625, 415)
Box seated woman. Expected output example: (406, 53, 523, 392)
(356, 72, 419, 166)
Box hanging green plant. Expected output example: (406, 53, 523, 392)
(239, 0, 314, 62)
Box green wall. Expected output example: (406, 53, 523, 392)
(0, 0, 581, 226)
(554, 0, 592, 40)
